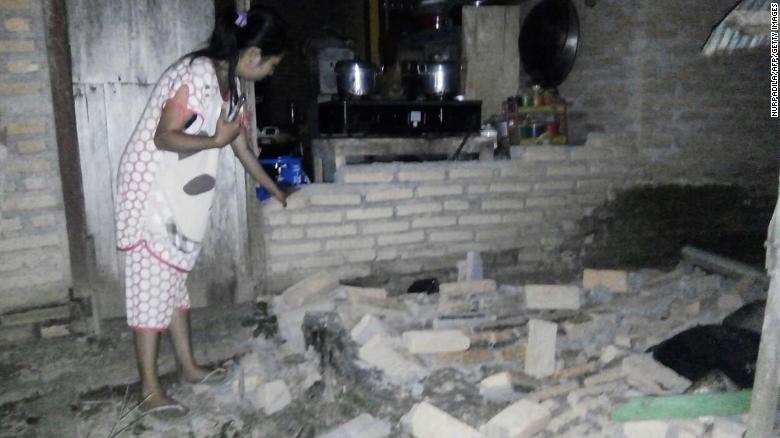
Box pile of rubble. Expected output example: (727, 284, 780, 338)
(79, 253, 766, 437)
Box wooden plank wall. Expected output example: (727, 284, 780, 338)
(68, 0, 251, 317)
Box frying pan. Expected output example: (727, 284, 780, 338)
(518, 0, 580, 88)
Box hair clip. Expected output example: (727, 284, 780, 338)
(235, 11, 248, 28)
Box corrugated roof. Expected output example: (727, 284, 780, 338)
(701, 0, 773, 56)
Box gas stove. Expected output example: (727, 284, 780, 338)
(317, 99, 481, 136)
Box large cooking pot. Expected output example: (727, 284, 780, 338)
(335, 60, 379, 98)
(417, 61, 460, 99)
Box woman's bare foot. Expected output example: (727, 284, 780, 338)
(140, 391, 183, 411)
(180, 365, 213, 383)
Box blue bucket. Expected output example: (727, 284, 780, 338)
(256, 156, 307, 202)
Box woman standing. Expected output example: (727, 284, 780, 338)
(114, 5, 288, 416)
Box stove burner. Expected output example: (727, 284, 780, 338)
(318, 99, 481, 136)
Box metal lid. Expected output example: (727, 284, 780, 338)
(334, 59, 376, 71)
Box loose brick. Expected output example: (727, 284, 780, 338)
(342, 285, 388, 303)
(376, 230, 424, 246)
(289, 211, 342, 225)
(363, 220, 409, 234)
(582, 269, 629, 292)
(267, 242, 322, 257)
(396, 202, 442, 216)
(416, 184, 463, 197)
(359, 335, 428, 383)
(0, 40, 33, 52)
(428, 230, 473, 243)
(40, 324, 71, 339)
(306, 224, 357, 239)
(402, 402, 480, 438)
(5, 121, 45, 135)
(269, 228, 304, 241)
(351, 314, 389, 345)
(253, 380, 292, 415)
(480, 399, 551, 438)
(481, 199, 525, 211)
(524, 285, 581, 309)
(458, 214, 502, 226)
(320, 413, 391, 438)
(345, 207, 393, 221)
(324, 237, 375, 251)
(309, 193, 361, 206)
(489, 182, 532, 193)
(403, 329, 470, 354)
(433, 348, 495, 366)
(499, 345, 527, 361)
(397, 169, 446, 182)
(365, 187, 413, 202)
(277, 271, 340, 307)
(525, 319, 558, 379)
(4, 18, 31, 32)
(440, 279, 497, 296)
(412, 216, 456, 228)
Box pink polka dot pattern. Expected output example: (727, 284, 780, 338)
(125, 243, 190, 330)
(115, 56, 219, 272)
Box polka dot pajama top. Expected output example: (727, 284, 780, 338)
(114, 56, 228, 330)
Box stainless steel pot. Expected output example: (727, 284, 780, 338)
(335, 60, 379, 98)
(417, 61, 460, 99)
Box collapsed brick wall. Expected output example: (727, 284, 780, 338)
(0, 0, 71, 313)
(261, 143, 637, 291)
(558, 0, 778, 189)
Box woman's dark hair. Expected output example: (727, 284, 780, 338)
(187, 5, 288, 105)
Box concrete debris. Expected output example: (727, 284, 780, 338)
(622, 354, 692, 394)
(402, 329, 471, 354)
(524, 319, 558, 379)
(341, 285, 388, 304)
(401, 401, 480, 438)
(582, 269, 629, 292)
(480, 398, 551, 438)
(277, 271, 341, 308)
(478, 371, 517, 402)
(318, 413, 392, 438)
(524, 284, 581, 309)
(350, 314, 389, 346)
(439, 279, 497, 297)
(711, 417, 747, 438)
(358, 335, 428, 384)
(253, 379, 292, 415)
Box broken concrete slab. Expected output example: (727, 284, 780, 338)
(318, 413, 391, 438)
(277, 271, 341, 308)
(402, 330, 470, 354)
(525, 319, 558, 379)
(358, 335, 428, 384)
(439, 279, 497, 297)
(401, 401, 480, 438)
(524, 285, 581, 310)
(583, 269, 629, 292)
(480, 398, 551, 438)
(622, 354, 691, 395)
(350, 314, 389, 346)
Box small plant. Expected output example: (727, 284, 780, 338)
(240, 301, 278, 339)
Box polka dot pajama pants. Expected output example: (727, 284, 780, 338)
(124, 243, 190, 331)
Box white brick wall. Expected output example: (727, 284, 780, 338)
(0, 0, 71, 314)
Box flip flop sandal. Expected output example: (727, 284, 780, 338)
(140, 402, 190, 420)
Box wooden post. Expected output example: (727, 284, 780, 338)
(746, 175, 780, 437)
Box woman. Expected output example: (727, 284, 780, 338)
(114, 5, 288, 416)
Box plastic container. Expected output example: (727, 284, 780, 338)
(255, 155, 307, 202)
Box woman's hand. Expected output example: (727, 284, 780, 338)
(272, 186, 287, 208)
(212, 107, 243, 148)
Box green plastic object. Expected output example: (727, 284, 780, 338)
(611, 390, 768, 422)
